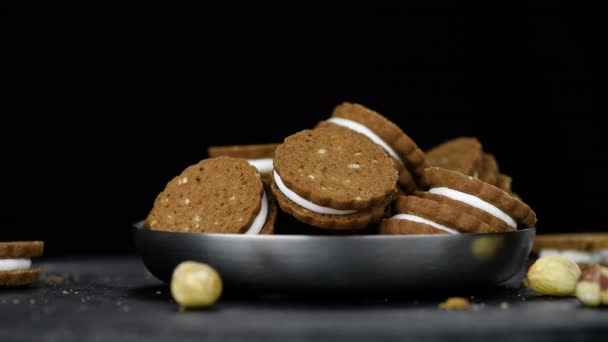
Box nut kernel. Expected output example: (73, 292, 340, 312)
(170, 261, 222, 309)
(527, 256, 581, 296)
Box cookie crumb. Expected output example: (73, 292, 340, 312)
(439, 297, 470, 310)
(347, 163, 361, 169)
(317, 148, 327, 154)
(500, 302, 509, 310)
(155, 290, 162, 295)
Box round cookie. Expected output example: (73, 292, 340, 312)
(0, 241, 44, 287)
(422, 167, 537, 228)
(145, 157, 276, 234)
(379, 196, 498, 235)
(413, 192, 515, 232)
(272, 127, 398, 230)
(318, 102, 426, 192)
(426, 137, 482, 177)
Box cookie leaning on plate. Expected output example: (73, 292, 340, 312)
(208, 143, 279, 179)
(422, 167, 537, 229)
(271, 127, 398, 230)
(0, 241, 44, 286)
(379, 196, 497, 235)
(145, 157, 276, 234)
(317, 102, 427, 193)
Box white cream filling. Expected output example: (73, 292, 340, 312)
(247, 158, 273, 174)
(429, 187, 517, 228)
(391, 214, 460, 235)
(326, 117, 403, 164)
(244, 191, 269, 235)
(273, 171, 357, 215)
(539, 249, 608, 264)
(0, 259, 31, 272)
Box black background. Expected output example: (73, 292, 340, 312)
(0, 11, 600, 255)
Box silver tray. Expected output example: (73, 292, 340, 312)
(133, 223, 534, 292)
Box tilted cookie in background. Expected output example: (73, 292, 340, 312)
(317, 102, 427, 193)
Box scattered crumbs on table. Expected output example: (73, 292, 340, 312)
(12, 299, 20, 305)
(500, 302, 510, 310)
(155, 290, 162, 295)
(439, 297, 470, 310)
(29, 299, 36, 305)
(122, 306, 132, 313)
(62, 290, 70, 295)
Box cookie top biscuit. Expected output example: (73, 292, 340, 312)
(320, 102, 427, 187)
(145, 157, 269, 234)
(426, 137, 482, 177)
(0, 241, 44, 259)
(422, 167, 537, 228)
(273, 127, 398, 211)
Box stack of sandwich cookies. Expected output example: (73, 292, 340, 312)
(0, 241, 44, 286)
(271, 127, 398, 230)
(318, 102, 427, 193)
(422, 167, 537, 230)
(145, 157, 276, 235)
(379, 196, 497, 235)
(208, 143, 279, 180)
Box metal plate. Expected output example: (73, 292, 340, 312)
(133, 223, 534, 291)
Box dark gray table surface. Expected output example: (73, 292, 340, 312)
(1, 257, 606, 341)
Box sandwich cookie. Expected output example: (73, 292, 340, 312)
(422, 167, 537, 229)
(379, 196, 497, 235)
(145, 157, 276, 234)
(413, 192, 515, 232)
(317, 102, 427, 193)
(533, 233, 608, 267)
(271, 127, 398, 230)
(0, 241, 44, 286)
(426, 137, 482, 177)
(208, 143, 279, 179)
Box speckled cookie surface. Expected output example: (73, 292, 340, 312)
(145, 157, 269, 234)
(422, 167, 537, 228)
(479, 153, 499, 186)
(324, 102, 428, 184)
(426, 137, 482, 177)
(0, 269, 40, 286)
(413, 192, 515, 232)
(386, 195, 498, 233)
(208, 143, 279, 159)
(273, 127, 398, 211)
(0, 241, 44, 258)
